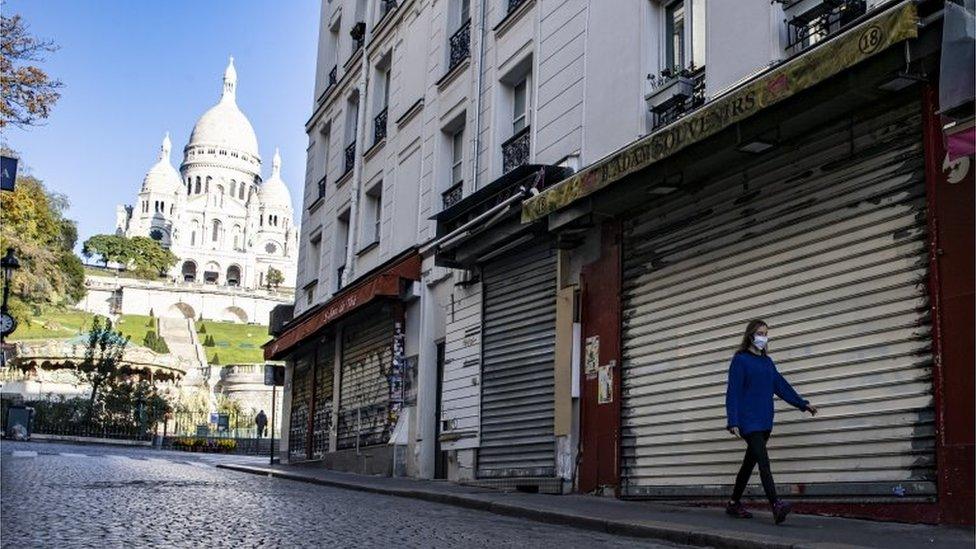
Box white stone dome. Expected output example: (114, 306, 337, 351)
(141, 133, 182, 194)
(187, 57, 260, 159)
(260, 148, 292, 209)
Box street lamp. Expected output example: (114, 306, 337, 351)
(0, 247, 21, 367)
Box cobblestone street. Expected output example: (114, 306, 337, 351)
(1, 441, 682, 548)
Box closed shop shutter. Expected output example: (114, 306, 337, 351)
(620, 100, 935, 498)
(312, 337, 335, 459)
(288, 354, 312, 461)
(478, 239, 558, 478)
(337, 306, 395, 450)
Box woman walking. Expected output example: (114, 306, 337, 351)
(725, 319, 817, 524)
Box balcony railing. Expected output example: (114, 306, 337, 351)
(448, 19, 471, 73)
(507, 0, 528, 15)
(316, 176, 327, 200)
(442, 181, 463, 210)
(344, 142, 356, 175)
(378, 0, 398, 22)
(649, 66, 706, 130)
(348, 22, 366, 64)
(373, 107, 388, 145)
(785, 0, 866, 53)
(502, 126, 531, 174)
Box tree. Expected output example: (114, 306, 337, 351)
(81, 234, 177, 279)
(0, 14, 63, 128)
(210, 353, 220, 366)
(0, 172, 86, 320)
(266, 266, 284, 289)
(77, 316, 129, 423)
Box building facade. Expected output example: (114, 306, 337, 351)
(266, 0, 973, 524)
(116, 58, 299, 292)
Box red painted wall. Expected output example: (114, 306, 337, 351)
(922, 85, 975, 526)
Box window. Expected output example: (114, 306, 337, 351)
(205, 176, 212, 193)
(149, 229, 163, 241)
(363, 183, 382, 246)
(265, 242, 278, 254)
(665, 1, 685, 70)
(212, 219, 221, 243)
(451, 127, 464, 185)
(309, 232, 322, 281)
(230, 181, 237, 197)
(513, 78, 529, 133)
(336, 211, 350, 290)
(195, 177, 201, 194)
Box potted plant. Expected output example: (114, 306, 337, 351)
(645, 64, 696, 113)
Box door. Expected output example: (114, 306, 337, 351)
(477, 239, 557, 478)
(579, 223, 622, 494)
(434, 341, 448, 479)
(619, 98, 935, 498)
(337, 305, 395, 450)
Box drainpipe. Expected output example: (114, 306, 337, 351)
(469, 0, 488, 190)
(341, 0, 376, 288)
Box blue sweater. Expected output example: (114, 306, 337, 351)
(725, 351, 808, 435)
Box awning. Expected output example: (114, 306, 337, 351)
(521, 1, 919, 223)
(263, 251, 421, 360)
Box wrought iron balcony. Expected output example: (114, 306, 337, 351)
(502, 126, 531, 174)
(344, 141, 356, 175)
(507, 0, 528, 15)
(785, 0, 866, 53)
(316, 176, 327, 200)
(378, 0, 398, 22)
(348, 21, 366, 64)
(448, 19, 471, 73)
(649, 66, 706, 130)
(373, 107, 388, 145)
(442, 181, 463, 210)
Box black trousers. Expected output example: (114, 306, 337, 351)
(731, 430, 778, 504)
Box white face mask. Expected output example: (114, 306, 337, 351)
(753, 334, 769, 350)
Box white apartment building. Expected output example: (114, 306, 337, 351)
(264, 0, 967, 517)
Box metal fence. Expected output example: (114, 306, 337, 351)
(167, 411, 279, 439)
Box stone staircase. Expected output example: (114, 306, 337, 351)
(158, 317, 209, 386)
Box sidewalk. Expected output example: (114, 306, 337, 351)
(216, 462, 973, 549)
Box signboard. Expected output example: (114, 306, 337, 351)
(264, 364, 285, 386)
(521, 2, 919, 223)
(0, 155, 18, 192)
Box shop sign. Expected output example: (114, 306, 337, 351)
(522, 2, 919, 223)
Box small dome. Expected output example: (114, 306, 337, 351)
(141, 132, 182, 195)
(186, 57, 260, 159)
(259, 148, 292, 209)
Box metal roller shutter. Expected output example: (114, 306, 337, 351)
(312, 337, 335, 459)
(620, 100, 935, 498)
(337, 306, 394, 450)
(288, 354, 312, 461)
(478, 239, 558, 478)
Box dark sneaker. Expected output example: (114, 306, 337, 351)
(772, 500, 792, 525)
(725, 501, 753, 519)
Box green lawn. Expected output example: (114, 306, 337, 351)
(115, 314, 156, 346)
(196, 320, 270, 365)
(83, 265, 163, 281)
(10, 309, 156, 349)
(9, 309, 95, 340)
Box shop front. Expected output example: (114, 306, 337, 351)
(526, 2, 972, 523)
(432, 164, 572, 493)
(266, 250, 420, 475)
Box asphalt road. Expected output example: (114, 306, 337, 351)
(1, 440, 684, 548)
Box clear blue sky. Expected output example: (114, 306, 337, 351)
(2, 0, 319, 252)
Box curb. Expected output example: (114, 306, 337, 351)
(216, 464, 838, 549)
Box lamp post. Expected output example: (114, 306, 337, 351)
(0, 247, 22, 367)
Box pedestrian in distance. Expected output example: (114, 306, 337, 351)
(256, 409, 268, 438)
(725, 319, 818, 525)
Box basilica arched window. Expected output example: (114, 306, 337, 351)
(232, 224, 242, 250)
(230, 181, 236, 198)
(216, 185, 224, 207)
(212, 219, 222, 243)
(194, 177, 201, 194)
(205, 176, 212, 193)
(239, 185, 246, 200)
